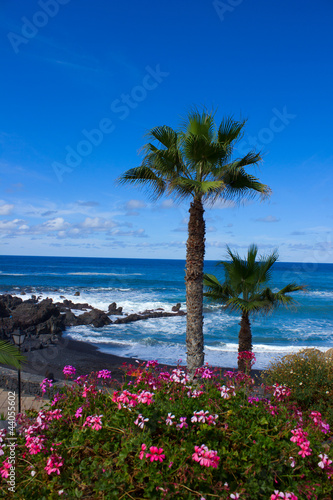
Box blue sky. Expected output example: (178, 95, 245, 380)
(0, 0, 332, 262)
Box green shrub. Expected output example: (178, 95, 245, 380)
(263, 349, 333, 425)
(0, 361, 332, 499)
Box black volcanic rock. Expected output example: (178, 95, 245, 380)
(76, 308, 112, 328)
(108, 302, 123, 315)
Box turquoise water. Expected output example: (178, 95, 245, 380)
(0, 255, 332, 369)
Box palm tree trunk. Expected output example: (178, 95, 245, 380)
(186, 197, 205, 380)
(238, 311, 252, 372)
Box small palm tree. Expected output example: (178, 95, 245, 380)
(0, 340, 26, 369)
(118, 108, 270, 378)
(203, 245, 305, 371)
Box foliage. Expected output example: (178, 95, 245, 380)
(1, 359, 332, 499)
(0, 339, 26, 369)
(203, 245, 304, 370)
(204, 245, 304, 314)
(263, 349, 333, 426)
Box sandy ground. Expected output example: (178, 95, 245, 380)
(1, 335, 264, 385)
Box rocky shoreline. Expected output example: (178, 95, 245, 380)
(0, 293, 186, 352)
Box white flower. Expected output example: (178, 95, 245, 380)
(31, 470, 36, 477)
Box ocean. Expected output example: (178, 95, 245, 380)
(0, 255, 332, 370)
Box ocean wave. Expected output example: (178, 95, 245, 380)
(306, 290, 333, 299)
(67, 272, 143, 276)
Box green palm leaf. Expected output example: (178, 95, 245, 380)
(0, 340, 26, 369)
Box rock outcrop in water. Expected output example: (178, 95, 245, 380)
(0, 294, 186, 352)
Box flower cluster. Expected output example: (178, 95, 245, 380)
(169, 368, 189, 385)
(146, 359, 159, 368)
(25, 431, 46, 455)
(318, 453, 333, 470)
(309, 411, 330, 434)
(271, 491, 298, 500)
(192, 444, 220, 468)
(220, 384, 236, 399)
(238, 351, 256, 368)
(83, 415, 103, 431)
(290, 428, 312, 458)
(273, 383, 291, 401)
(112, 389, 154, 409)
(139, 444, 165, 462)
(82, 384, 97, 398)
(63, 365, 76, 378)
(0, 458, 11, 478)
(176, 417, 188, 430)
(134, 414, 149, 429)
(191, 410, 218, 426)
(97, 369, 112, 379)
(165, 413, 175, 426)
(44, 453, 63, 475)
(187, 388, 204, 398)
(40, 378, 53, 395)
(0, 429, 6, 457)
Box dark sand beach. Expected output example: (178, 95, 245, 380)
(1, 336, 264, 386)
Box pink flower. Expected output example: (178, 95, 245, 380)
(310, 411, 330, 434)
(176, 417, 188, 430)
(137, 391, 154, 405)
(318, 453, 333, 469)
(82, 384, 97, 398)
(112, 390, 138, 409)
(201, 368, 214, 379)
(44, 453, 63, 475)
(134, 414, 149, 429)
(271, 492, 298, 500)
(146, 360, 158, 368)
(75, 407, 83, 418)
(170, 368, 188, 385)
(40, 378, 53, 394)
(145, 446, 165, 463)
(25, 434, 46, 455)
(47, 409, 63, 421)
(165, 413, 175, 426)
(97, 369, 112, 379)
(83, 415, 103, 431)
(230, 494, 240, 499)
(192, 445, 220, 469)
(187, 389, 204, 398)
(273, 384, 291, 401)
(63, 365, 76, 378)
(0, 459, 12, 478)
(139, 444, 147, 460)
(220, 385, 235, 399)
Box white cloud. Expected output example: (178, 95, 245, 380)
(43, 217, 69, 231)
(125, 199, 146, 210)
(160, 199, 175, 209)
(209, 200, 236, 210)
(81, 217, 117, 230)
(0, 202, 14, 215)
(0, 219, 24, 231)
(255, 216, 280, 223)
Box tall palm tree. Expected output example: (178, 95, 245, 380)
(118, 108, 270, 378)
(203, 244, 305, 371)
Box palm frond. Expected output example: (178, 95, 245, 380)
(117, 166, 167, 201)
(218, 117, 247, 145)
(144, 125, 178, 149)
(180, 108, 217, 141)
(0, 340, 26, 369)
